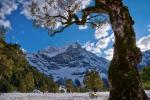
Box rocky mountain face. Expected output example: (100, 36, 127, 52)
(27, 42, 150, 86)
(27, 42, 110, 86)
(138, 50, 150, 69)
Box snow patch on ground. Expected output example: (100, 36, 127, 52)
(0, 91, 150, 100)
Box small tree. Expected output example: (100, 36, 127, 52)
(0, 27, 6, 41)
(66, 79, 74, 92)
(19, 72, 35, 92)
(83, 70, 103, 92)
(141, 67, 150, 89)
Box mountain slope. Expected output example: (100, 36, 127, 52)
(27, 42, 109, 85)
(138, 50, 150, 69)
(27, 42, 150, 87)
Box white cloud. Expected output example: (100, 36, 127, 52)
(83, 36, 112, 58)
(94, 23, 111, 39)
(79, 0, 91, 9)
(82, 42, 101, 56)
(83, 42, 94, 51)
(96, 37, 110, 49)
(104, 48, 114, 61)
(92, 47, 101, 55)
(78, 25, 88, 30)
(0, 20, 11, 28)
(21, 7, 32, 20)
(0, 0, 18, 28)
(94, 23, 112, 50)
(137, 34, 150, 51)
(109, 32, 115, 42)
(83, 21, 114, 59)
(21, 48, 27, 53)
(148, 25, 150, 32)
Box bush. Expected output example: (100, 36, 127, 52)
(140, 67, 150, 90)
(0, 80, 16, 92)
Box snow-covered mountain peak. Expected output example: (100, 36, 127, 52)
(27, 42, 110, 85)
(26, 42, 150, 86)
(69, 42, 81, 48)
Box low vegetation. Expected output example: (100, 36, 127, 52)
(141, 67, 150, 90)
(83, 70, 104, 92)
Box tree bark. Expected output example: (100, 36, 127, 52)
(96, 0, 149, 100)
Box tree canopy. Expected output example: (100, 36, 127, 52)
(83, 70, 103, 92)
(27, 0, 110, 36)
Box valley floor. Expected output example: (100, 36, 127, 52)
(0, 91, 150, 100)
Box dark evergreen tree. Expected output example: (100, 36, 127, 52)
(66, 79, 74, 92)
(75, 78, 81, 87)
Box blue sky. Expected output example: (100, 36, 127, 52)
(124, 0, 150, 38)
(1, 0, 150, 60)
(6, 8, 96, 52)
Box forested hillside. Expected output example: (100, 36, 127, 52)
(141, 67, 150, 90)
(0, 39, 58, 92)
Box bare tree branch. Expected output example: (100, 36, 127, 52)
(86, 21, 99, 28)
(49, 21, 76, 36)
(30, 0, 110, 36)
(87, 15, 101, 20)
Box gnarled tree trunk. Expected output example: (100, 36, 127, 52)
(96, 0, 149, 100)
